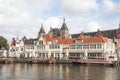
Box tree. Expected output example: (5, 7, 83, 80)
(0, 36, 9, 49)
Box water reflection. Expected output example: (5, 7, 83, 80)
(0, 64, 120, 80)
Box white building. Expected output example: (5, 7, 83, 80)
(9, 33, 117, 61)
(9, 19, 119, 61)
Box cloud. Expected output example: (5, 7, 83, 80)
(0, 0, 57, 43)
(85, 22, 101, 32)
(0, 0, 119, 44)
(102, 0, 120, 16)
(44, 17, 61, 28)
(60, 0, 98, 15)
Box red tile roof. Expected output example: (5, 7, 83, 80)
(82, 36, 107, 43)
(43, 34, 63, 44)
(62, 38, 75, 44)
(43, 34, 108, 44)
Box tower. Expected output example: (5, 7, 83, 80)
(96, 29, 103, 37)
(117, 23, 120, 39)
(60, 19, 69, 38)
(37, 23, 46, 39)
(48, 27, 61, 38)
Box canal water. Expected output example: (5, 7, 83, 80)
(0, 64, 120, 80)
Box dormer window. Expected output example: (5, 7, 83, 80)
(34, 41, 37, 45)
(75, 39, 83, 43)
(52, 40, 57, 44)
(107, 39, 112, 43)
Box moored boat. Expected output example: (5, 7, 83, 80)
(72, 59, 113, 66)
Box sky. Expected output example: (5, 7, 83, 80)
(0, 0, 120, 43)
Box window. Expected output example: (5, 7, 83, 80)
(16, 47, 19, 51)
(71, 45, 75, 49)
(52, 40, 57, 44)
(49, 45, 60, 49)
(76, 45, 82, 49)
(51, 53, 54, 57)
(70, 45, 72, 49)
(90, 44, 96, 49)
(83, 45, 89, 49)
(34, 41, 37, 45)
(39, 41, 43, 45)
(93, 44, 96, 49)
(75, 40, 83, 43)
(97, 44, 102, 49)
(70, 45, 75, 49)
(37, 45, 45, 50)
(31, 46, 34, 49)
(21, 48, 23, 51)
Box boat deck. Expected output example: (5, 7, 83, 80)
(73, 59, 113, 65)
(0, 58, 14, 64)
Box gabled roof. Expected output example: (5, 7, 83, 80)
(77, 35, 86, 40)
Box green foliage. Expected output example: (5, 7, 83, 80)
(0, 36, 9, 49)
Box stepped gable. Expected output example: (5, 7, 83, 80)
(11, 38, 16, 46)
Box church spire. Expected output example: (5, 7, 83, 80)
(61, 18, 68, 30)
(37, 23, 46, 39)
(63, 18, 65, 23)
(38, 23, 45, 34)
(60, 18, 69, 38)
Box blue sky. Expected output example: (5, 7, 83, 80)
(0, 0, 120, 43)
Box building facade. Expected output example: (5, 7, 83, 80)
(72, 23, 120, 39)
(9, 19, 120, 61)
